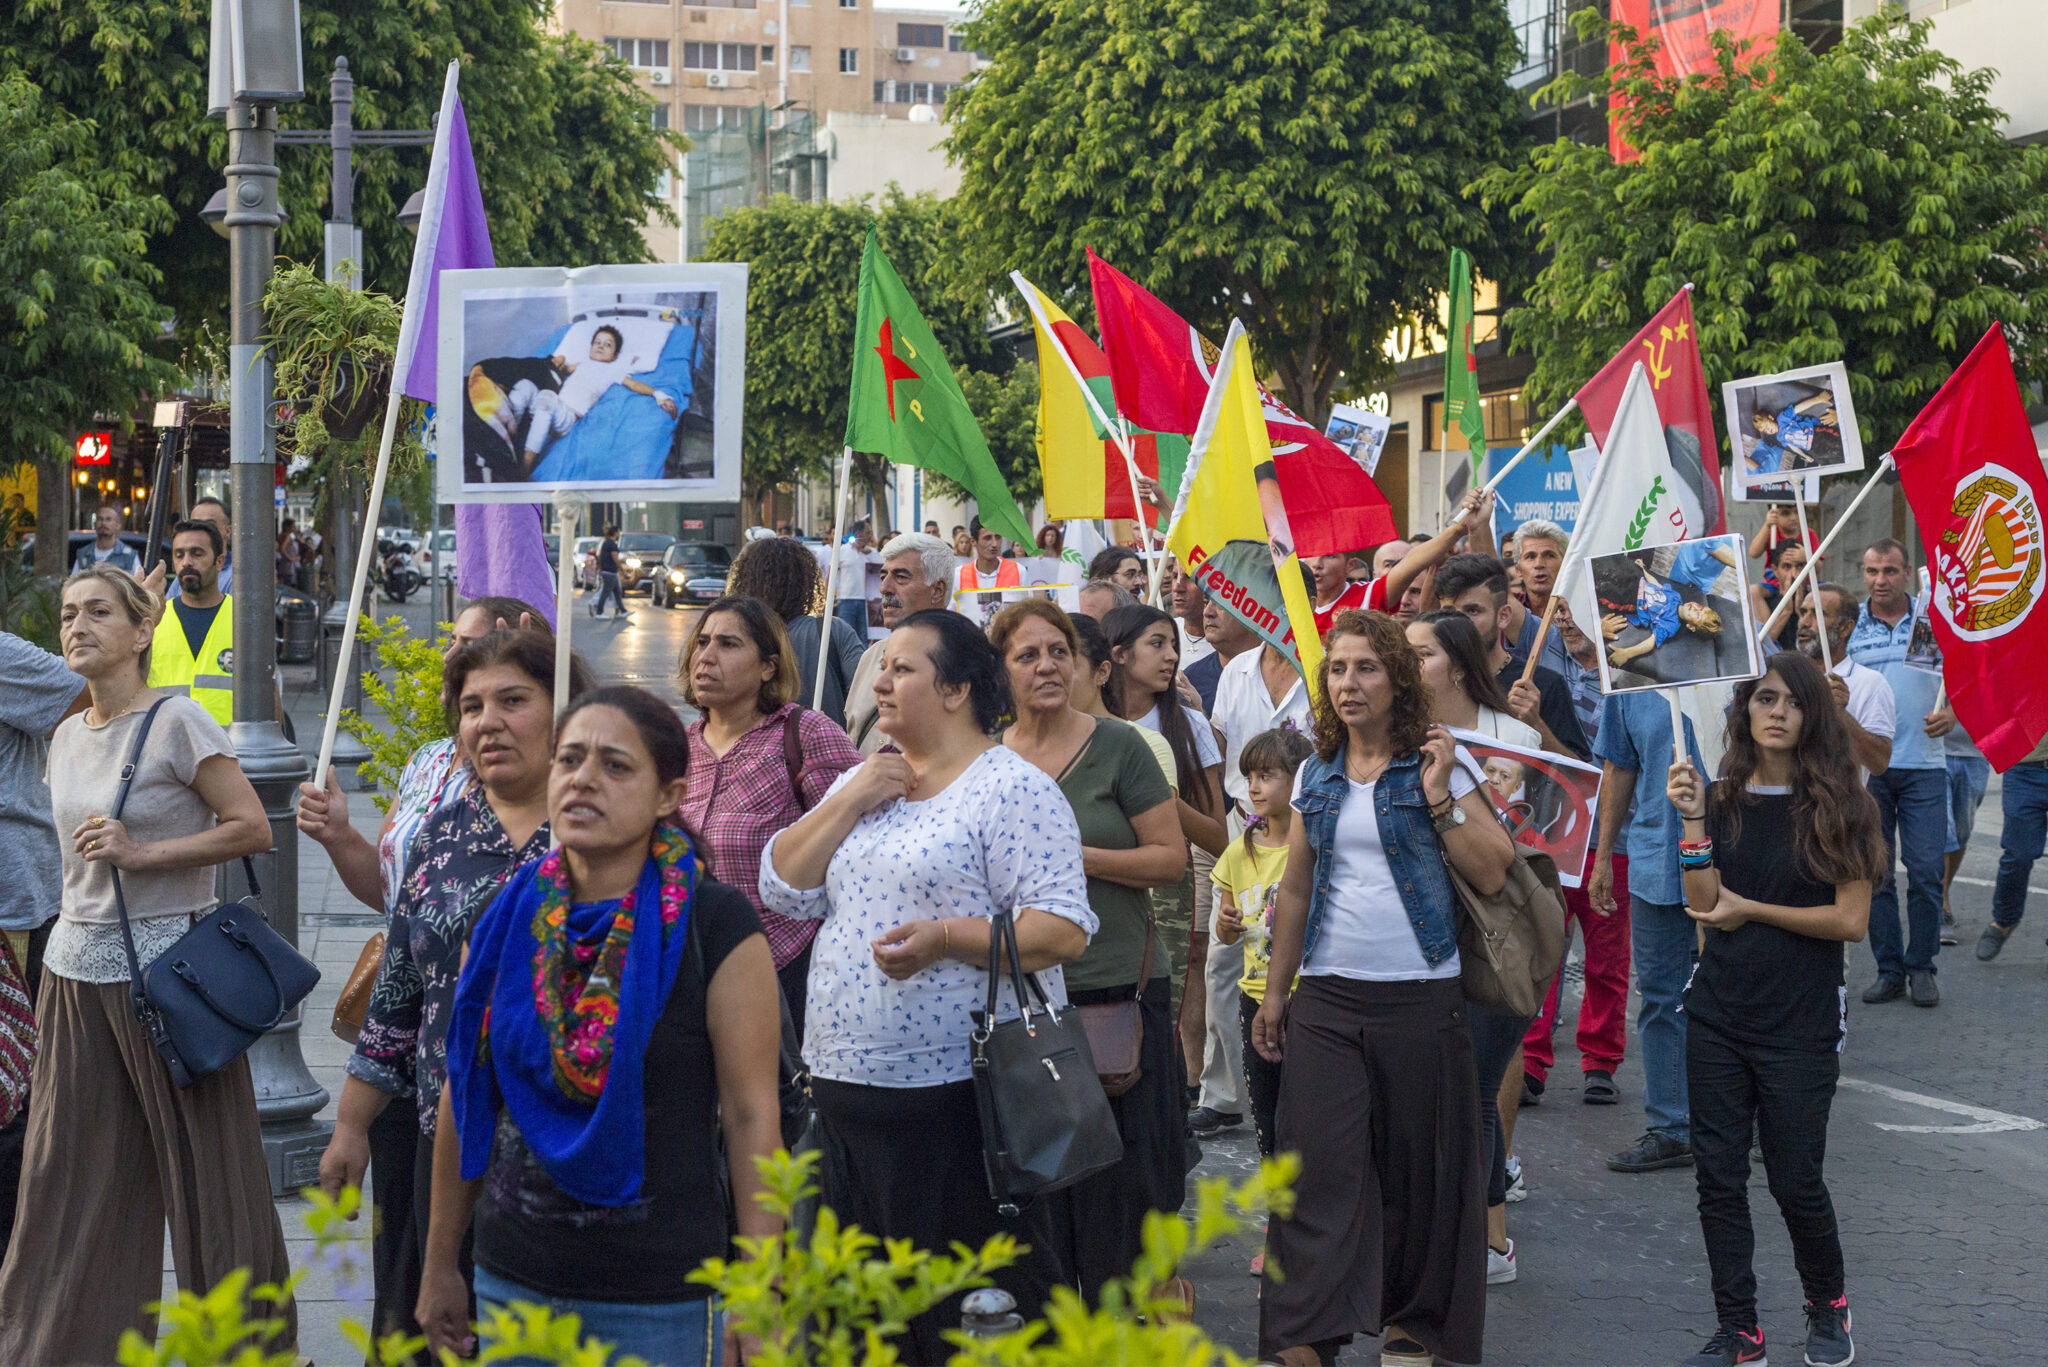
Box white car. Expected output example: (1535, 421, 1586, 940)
(574, 536, 602, 590)
(417, 530, 459, 581)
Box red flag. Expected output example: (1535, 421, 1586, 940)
(1892, 324, 2048, 771)
(1087, 251, 1397, 556)
(1573, 288, 1726, 536)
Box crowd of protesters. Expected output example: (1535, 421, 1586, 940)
(0, 485, 2015, 1367)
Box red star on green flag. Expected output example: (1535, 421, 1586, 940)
(845, 228, 1034, 545)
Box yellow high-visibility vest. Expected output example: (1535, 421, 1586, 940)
(149, 594, 236, 725)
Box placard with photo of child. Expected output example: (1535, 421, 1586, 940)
(1722, 360, 1864, 486)
(954, 584, 1080, 631)
(1446, 730, 1604, 887)
(1590, 533, 1763, 693)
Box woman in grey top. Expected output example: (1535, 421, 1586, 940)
(0, 565, 291, 1366)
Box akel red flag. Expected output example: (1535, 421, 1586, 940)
(1574, 287, 1726, 536)
(1088, 251, 1396, 555)
(1892, 324, 2048, 772)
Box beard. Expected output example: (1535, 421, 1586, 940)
(178, 569, 204, 592)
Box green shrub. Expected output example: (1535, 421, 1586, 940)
(341, 614, 451, 810)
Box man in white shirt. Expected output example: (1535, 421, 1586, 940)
(1799, 582, 1895, 779)
(832, 519, 877, 637)
(844, 533, 952, 754)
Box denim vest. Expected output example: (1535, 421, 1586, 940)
(1294, 747, 1460, 969)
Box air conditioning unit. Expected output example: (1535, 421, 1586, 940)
(897, 47, 915, 62)
(649, 67, 673, 85)
(705, 70, 729, 88)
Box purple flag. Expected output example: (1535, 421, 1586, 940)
(399, 68, 558, 625)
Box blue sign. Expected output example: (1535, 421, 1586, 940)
(1487, 443, 1579, 550)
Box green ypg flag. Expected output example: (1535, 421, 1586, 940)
(1443, 247, 1487, 476)
(845, 229, 1034, 545)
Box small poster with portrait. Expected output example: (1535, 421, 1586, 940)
(953, 584, 1079, 632)
(1589, 534, 1764, 693)
(1325, 402, 1393, 478)
(1722, 361, 1863, 487)
(1447, 730, 1604, 887)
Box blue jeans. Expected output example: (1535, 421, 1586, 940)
(1632, 895, 1695, 1143)
(833, 597, 868, 637)
(593, 570, 626, 616)
(474, 1268, 722, 1367)
(1992, 762, 2048, 930)
(1946, 754, 1992, 855)
(1866, 766, 1948, 978)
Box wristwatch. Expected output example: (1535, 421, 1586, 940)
(1431, 802, 1466, 834)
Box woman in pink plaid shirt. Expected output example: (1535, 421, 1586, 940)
(678, 595, 862, 1033)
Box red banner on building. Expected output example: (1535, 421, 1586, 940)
(1609, 0, 1779, 160)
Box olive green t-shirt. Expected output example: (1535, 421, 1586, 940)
(1057, 717, 1175, 992)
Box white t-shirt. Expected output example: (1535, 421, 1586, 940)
(1212, 647, 1313, 813)
(555, 353, 638, 418)
(976, 567, 1003, 590)
(757, 747, 1096, 1087)
(833, 542, 871, 601)
(1178, 621, 1216, 669)
(1833, 657, 1896, 781)
(1290, 754, 1479, 982)
(1132, 703, 1222, 768)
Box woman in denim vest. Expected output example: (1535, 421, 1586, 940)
(1250, 610, 1514, 1367)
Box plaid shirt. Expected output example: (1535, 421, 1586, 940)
(683, 703, 862, 968)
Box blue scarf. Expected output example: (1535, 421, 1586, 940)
(446, 830, 696, 1207)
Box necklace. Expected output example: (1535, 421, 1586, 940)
(1344, 749, 1392, 786)
(87, 696, 142, 728)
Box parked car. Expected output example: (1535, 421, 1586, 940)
(573, 536, 602, 591)
(615, 532, 676, 595)
(650, 542, 733, 609)
(418, 529, 459, 581)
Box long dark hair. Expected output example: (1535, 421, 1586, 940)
(1102, 603, 1217, 814)
(1239, 727, 1314, 860)
(1312, 609, 1432, 762)
(442, 628, 594, 734)
(555, 685, 711, 873)
(1416, 610, 1513, 715)
(896, 608, 1013, 735)
(1716, 651, 1887, 886)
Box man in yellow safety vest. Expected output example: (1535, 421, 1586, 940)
(148, 520, 236, 724)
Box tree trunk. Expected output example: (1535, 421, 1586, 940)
(34, 458, 68, 581)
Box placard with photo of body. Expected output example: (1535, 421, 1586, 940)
(1447, 729, 1604, 887)
(953, 584, 1080, 631)
(1590, 534, 1763, 693)
(1325, 402, 1393, 478)
(1723, 361, 1863, 487)
(436, 263, 746, 503)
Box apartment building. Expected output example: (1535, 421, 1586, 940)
(554, 0, 980, 258)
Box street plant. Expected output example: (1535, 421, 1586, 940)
(340, 613, 451, 808)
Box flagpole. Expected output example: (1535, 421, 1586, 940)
(815, 445, 854, 710)
(1519, 593, 1565, 685)
(1481, 398, 1579, 497)
(312, 62, 461, 788)
(1668, 689, 1687, 766)
(1760, 455, 1894, 641)
(1010, 273, 1163, 604)
(1792, 485, 1831, 672)
(553, 494, 582, 718)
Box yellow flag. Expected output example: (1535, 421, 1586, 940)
(1165, 324, 1325, 695)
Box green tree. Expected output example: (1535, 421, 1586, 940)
(699, 189, 1010, 528)
(945, 0, 1531, 426)
(954, 362, 1042, 512)
(1478, 10, 2048, 455)
(0, 0, 679, 338)
(0, 74, 180, 579)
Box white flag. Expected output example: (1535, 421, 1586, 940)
(1557, 362, 1694, 641)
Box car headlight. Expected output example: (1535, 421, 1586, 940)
(669, 569, 685, 583)
(623, 556, 642, 569)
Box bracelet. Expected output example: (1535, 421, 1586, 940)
(1678, 838, 1714, 870)
(941, 920, 952, 955)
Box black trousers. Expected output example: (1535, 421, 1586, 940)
(811, 1075, 1066, 1366)
(1688, 1016, 1846, 1330)
(1238, 991, 1282, 1159)
(367, 1095, 422, 1357)
(1259, 976, 1487, 1366)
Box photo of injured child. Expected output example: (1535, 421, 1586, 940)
(1589, 534, 1762, 693)
(1447, 730, 1604, 887)
(1722, 360, 1864, 486)
(439, 264, 746, 503)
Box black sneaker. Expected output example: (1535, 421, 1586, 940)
(1977, 923, 2012, 961)
(1187, 1106, 1243, 1138)
(1681, 1325, 1767, 1366)
(1860, 975, 1905, 1004)
(1940, 909, 1959, 946)
(1907, 969, 1939, 1007)
(1606, 1130, 1693, 1172)
(1519, 1071, 1545, 1107)
(1803, 1294, 1853, 1365)
(1582, 1068, 1618, 1105)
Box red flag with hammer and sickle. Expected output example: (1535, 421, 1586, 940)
(1575, 288, 1726, 535)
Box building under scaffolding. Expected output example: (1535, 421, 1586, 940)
(680, 105, 825, 259)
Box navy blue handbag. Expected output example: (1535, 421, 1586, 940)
(108, 698, 321, 1088)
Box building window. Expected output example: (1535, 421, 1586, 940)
(874, 79, 955, 104)
(654, 170, 673, 199)
(683, 103, 748, 132)
(684, 0, 756, 6)
(606, 37, 671, 68)
(839, 0, 857, 8)
(790, 44, 810, 71)
(761, 44, 775, 63)
(839, 47, 859, 73)
(896, 23, 944, 47)
(1423, 388, 1532, 452)
(683, 41, 758, 70)
(650, 103, 671, 129)
(947, 31, 964, 51)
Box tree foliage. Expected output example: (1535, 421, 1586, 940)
(1478, 11, 2048, 454)
(0, 0, 679, 337)
(0, 73, 181, 577)
(946, 0, 1531, 426)
(699, 190, 1009, 518)
(954, 362, 1042, 511)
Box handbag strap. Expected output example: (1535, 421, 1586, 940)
(107, 699, 263, 1012)
(980, 910, 1052, 1035)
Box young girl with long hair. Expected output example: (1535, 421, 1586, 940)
(1666, 650, 1886, 1367)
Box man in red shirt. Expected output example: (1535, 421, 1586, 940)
(1308, 488, 1494, 636)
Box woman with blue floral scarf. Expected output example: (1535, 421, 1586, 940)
(418, 686, 782, 1366)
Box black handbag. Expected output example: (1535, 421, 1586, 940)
(108, 698, 321, 1089)
(969, 909, 1123, 1215)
